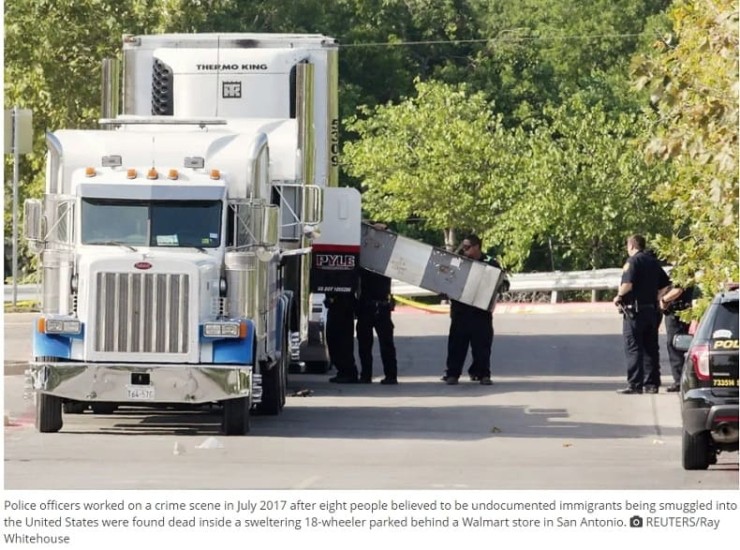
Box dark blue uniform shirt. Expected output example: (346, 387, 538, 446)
(620, 250, 671, 305)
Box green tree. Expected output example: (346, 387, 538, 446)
(488, 91, 671, 271)
(3, 0, 221, 277)
(463, 0, 671, 126)
(633, 0, 739, 315)
(343, 79, 516, 250)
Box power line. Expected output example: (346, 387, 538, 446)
(340, 31, 650, 49)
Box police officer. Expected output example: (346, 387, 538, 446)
(356, 268, 398, 384)
(442, 234, 505, 386)
(613, 235, 671, 394)
(660, 284, 695, 392)
(325, 292, 359, 383)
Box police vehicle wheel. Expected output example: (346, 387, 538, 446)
(36, 392, 63, 433)
(222, 397, 250, 435)
(63, 401, 87, 414)
(682, 430, 711, 470)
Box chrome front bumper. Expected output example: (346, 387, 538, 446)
(26, 362, 259, 404)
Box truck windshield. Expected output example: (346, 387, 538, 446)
(81, 198, 222, 248)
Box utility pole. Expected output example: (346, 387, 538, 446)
(4, 107, 33, 309)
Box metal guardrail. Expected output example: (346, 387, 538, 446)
(5, 269, 623, 304)
(391, 269, 622, 302)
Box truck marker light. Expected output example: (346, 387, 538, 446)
(210, 169, 221, 180)
(239, 321, 247, 339)
(37, 318, 46, 334)
(167, 169, 179, 180)
(147, 168, 158, 180)
(85, 167, 96, 177)
(127, 168, 137, 179)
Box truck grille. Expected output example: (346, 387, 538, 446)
(94, 272, 190, 354)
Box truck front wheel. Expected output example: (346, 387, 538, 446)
(36, 393, 63, 433)
(222, 397, 251, 435)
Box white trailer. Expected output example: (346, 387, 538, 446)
(24, 33, 361, 435)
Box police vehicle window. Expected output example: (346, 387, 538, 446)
(150, 200, 222, 248)
(81, 199, 148, 246)
(712, 301, 738, 338)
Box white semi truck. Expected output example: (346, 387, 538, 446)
(24, 33, 361, 435)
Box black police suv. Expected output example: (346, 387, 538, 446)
(674, 285, 738, 470)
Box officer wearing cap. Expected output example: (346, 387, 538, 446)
(613, 234, 671, 394)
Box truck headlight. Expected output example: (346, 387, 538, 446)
(203, 322, 242, 338)
(220, 323, 240, 337)
(40, 318, 82, 335)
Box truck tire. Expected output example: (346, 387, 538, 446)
(36, 393, 63, 433)
(256, 362, 283, 415)
(682, 430, 711, 470)
(63, 401, 87, 414)
(222, 396, 250, 435)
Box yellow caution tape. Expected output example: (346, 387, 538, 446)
(394, 295, 449, 314)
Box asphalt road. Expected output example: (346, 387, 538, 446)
(3, 307, 738, 490)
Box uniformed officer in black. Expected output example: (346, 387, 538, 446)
(659, 283, 695, 392)
(325, 292, 359, 383)
(356, 268, 398, 384)
(613, 234, 671, 394)
(442, 234, 504, 386)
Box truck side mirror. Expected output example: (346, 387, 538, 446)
(673, 334, 693, 352)
(262, 205, 279, 248)
(24, 199, 44, 254)
(302, 185, 322, 225)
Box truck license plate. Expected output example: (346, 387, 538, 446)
(126, 385, 155, 400)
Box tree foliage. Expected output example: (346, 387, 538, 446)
(344, 79, 516, 250)
(633, 0, 739, 314)
(5, 0, 734, 298)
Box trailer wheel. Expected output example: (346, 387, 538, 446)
(222, 397, 250, 435)
(36, 393, 63, 433)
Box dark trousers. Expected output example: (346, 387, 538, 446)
(446, 311, 494, 379)
(664, 312, 690, 383)
(622, 309, 661, 388)
(326, 300, 357, 378)
(356, 302, 397, 380)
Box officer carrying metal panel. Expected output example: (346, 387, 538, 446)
(359, 223, 506, 311)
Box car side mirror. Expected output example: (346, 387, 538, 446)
(673, 334, 693, 352)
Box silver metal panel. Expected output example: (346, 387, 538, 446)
(359, 224, 504, 310)
(94, 272, 189, 354)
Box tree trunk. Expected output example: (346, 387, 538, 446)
(444, 228, 456, 252)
